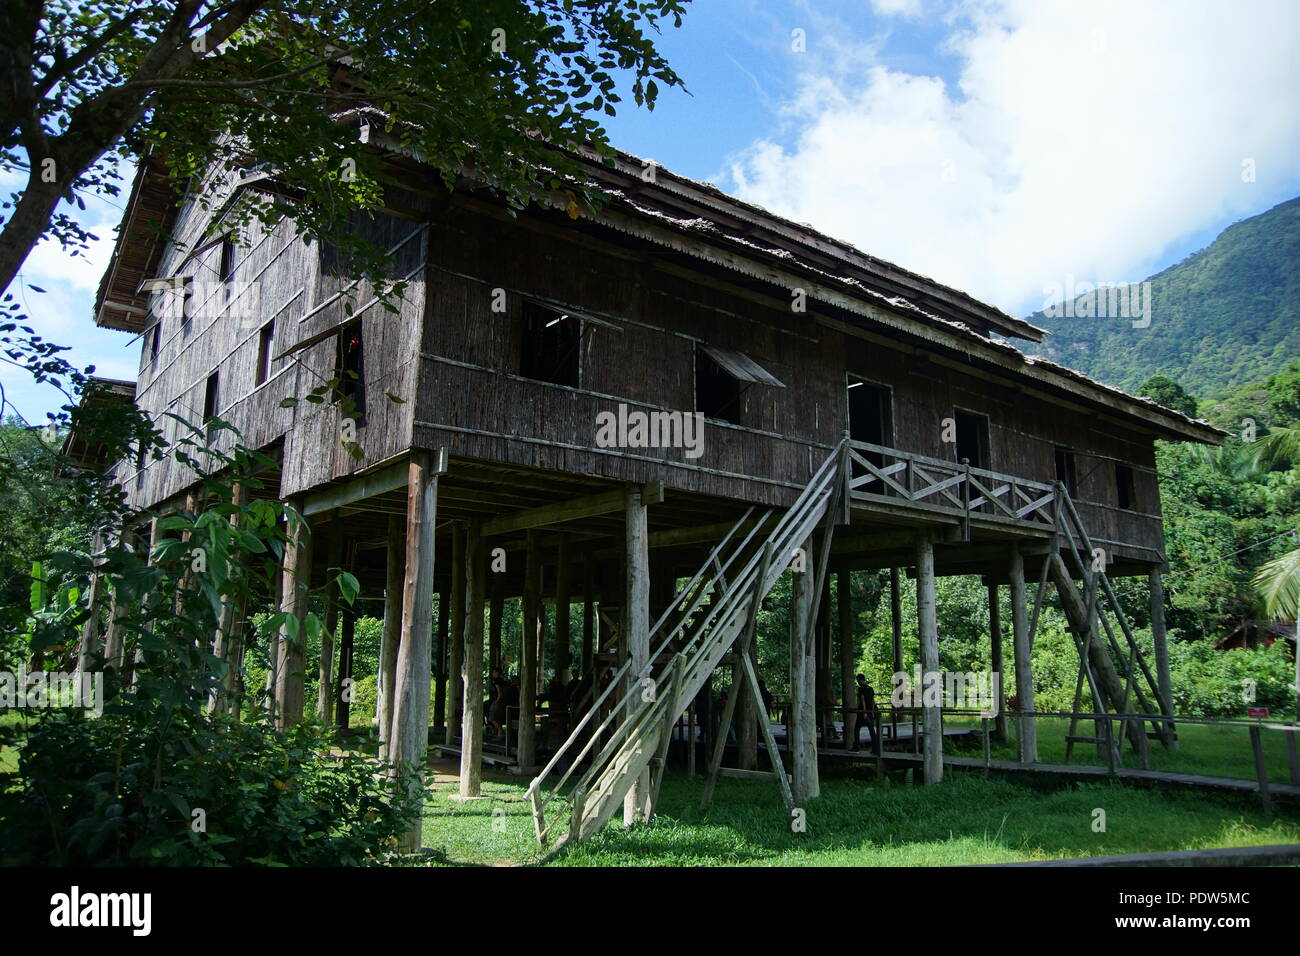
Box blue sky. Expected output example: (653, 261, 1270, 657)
(5, 0, 1299, 422)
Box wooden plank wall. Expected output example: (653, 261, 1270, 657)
(121, 182, 1166, 565)
(124, 182, 430, 507)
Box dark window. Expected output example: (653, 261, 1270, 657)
(1115, 463, 1135, 510)
(336, 319, 366, 422)
(219, 235, 236, 284)
(149, 319, 162, 366)
(519, 301, 581, 388)
(848, 378, 893, 486)
(695, 348, 741, 424)
(1055, 447, 1078, 496)
(256, 320, 275, 386)
(203, 371, 221, 439)
(848, 379, 893, 447)
(954, 410, 990, 469)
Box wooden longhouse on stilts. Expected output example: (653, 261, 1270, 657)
(79, 136, 1223, 849)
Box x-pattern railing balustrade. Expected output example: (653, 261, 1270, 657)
(847, 440, 1056, 529)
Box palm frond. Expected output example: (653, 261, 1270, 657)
(1253, 542, 1300, 620)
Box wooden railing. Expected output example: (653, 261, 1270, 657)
(847, 440, 1056, 530)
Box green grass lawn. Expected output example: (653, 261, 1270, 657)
(947, 715, 1299, 783)
(414, 764, 1300, 867)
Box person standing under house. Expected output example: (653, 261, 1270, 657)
(852, 673, 878, 751)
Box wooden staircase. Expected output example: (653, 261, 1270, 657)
(1050, 484, 1175, 765)
(526, 441, 848, 847)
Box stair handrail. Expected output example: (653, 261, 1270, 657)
(528, 440, 847, 839)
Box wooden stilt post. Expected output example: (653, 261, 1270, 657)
(624, 487, 650, 824)
(446, 524, 465, 742)
(1010, 545, 1037, 763)
(1149, 568, 1177, 747)
(274, 501, 312, 730)
(790, 540, 819, 803)
(460, 520, 486, 798)
(839, 569, 856, 750)
(379, 515, 404, 757)
(519, 530, 541, 771)
(488, 582, 503, 674)
(318, 515, 342, 727)
(390, 451, 439, 851)
(987, 578, 1008, 743)
(555, 532, 572, 680)
(433, 589, 448, 733)
(889, 566, 904, 675)
(210, 483, 248, 715)
(582, 548, 595, 679)
(816, 571, 834, 746)
(915, 535, 942, 785)
(336, 601, 355, 729)
(78, 531, 104, 680)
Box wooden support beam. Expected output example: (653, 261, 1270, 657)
(582, 549, 595, 678)
(210, 483, 248, 715)
(519, 531, 541, 771)
(378, 515, 403, 758)
(274, 502, 312, 730)
(446, 524, 465, 741)
(433, 588, 448, 732)
(988, 579, 1008, 743)
(839, 569, 857, 749)
(481, 482, 664, 538)
(390, 451, 439, 852)
(915, 536, 942, 785)
(555, 533, 572, 677)
(488, 580, 504, 674)
(1149, 569, 1177, 747)
(318, 516, 342, 728)
(460, 520, 487, 798)
(790, 541, 819, 804)
(302, 459, 408, 517)
(889, 566, 903, 676)
(1009, 545, 1037, 763)
(623, 487, 650, 825)
(336, 599, 355, 729)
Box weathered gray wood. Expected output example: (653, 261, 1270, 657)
(460, 519, 486, 797)
(519, 530, 541, 770)
(378, 515, 403, 758)
(446, 523, 465, 740)
(482, 483, 663, 537)
(274, 501, 312, 729)
(623, 487, 650, 825)
(1009, 545, 1036, 763)
(1250, 725, 1272, 814)
(488, 581, 503, 674)
(317, 515, 342, 727)
(790, 540, 819, 804)
(555, 532, 572, 677)
(582, 549, 595, 677)
(1149, 569, 1177, 748)
(915, 535, 942, 784)
(889, 566, 903, 675)
(209, 483, 248, 715)
(433, 588, 448, 731)
(987, 580, 1008, 742)
(839, 569, 857, 749)
(390, 450, 438, 851)
(302, 459, 409, 516)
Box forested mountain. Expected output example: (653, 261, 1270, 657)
(1028, 196, 1300, 397)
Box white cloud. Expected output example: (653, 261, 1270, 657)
(727, 0, 1300, 314)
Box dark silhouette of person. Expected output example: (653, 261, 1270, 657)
(853, 673, 877, 751)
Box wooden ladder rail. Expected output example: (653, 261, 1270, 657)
(532, 441, 847, 845)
